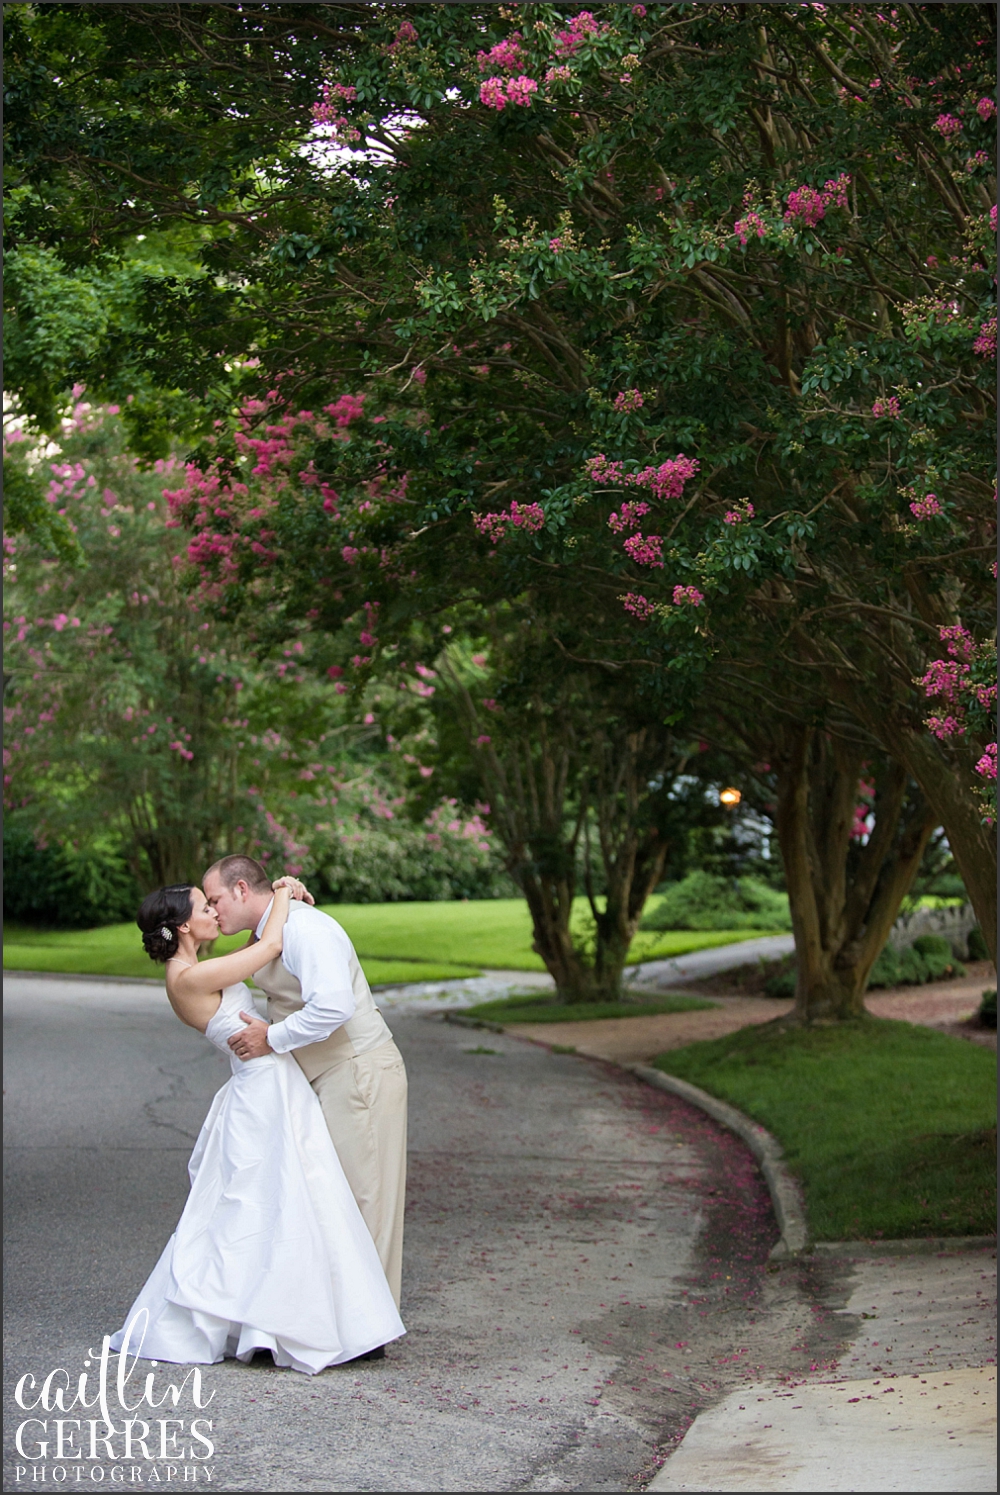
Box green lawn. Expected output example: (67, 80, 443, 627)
(462, 993, 715, 1024)
(3, 897, 776, 984)
(654, 1019, 997, 1240)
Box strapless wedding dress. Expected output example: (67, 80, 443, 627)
(108, 983, 404, 1374)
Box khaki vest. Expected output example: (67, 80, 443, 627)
(254, 947, 392, 1081)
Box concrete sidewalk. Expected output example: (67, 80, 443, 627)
(649, 1246, 997, 1491)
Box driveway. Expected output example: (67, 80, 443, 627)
(3, 975, 885, 1491)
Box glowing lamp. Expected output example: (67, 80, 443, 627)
(719, 787, 742, 807)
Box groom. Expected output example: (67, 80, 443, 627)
(202, 854, 407, 1309)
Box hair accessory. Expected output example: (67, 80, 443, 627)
(160, 926, 174, 941)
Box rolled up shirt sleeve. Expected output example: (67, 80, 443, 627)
(263, 909, 356, 1054)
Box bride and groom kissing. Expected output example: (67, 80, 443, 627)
(113, 854, 407, 1374)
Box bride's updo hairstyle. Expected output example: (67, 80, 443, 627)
(137, 884, 194, 963)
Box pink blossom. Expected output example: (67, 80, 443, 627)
(926, 713, 965, 740)
(672, 584, 705, 607)
(613, 388, 643, 413)
(723, 501, 755, 525)
(608, 500, 651, 533)
(419, 765, 435, 778)
(965, 151, 991, 172)
(629, 454, 700, 501)
(585, 453, 627, 484)
(623, 532, 664, 567)
(477, 34, 524, 73)
(544, 65, 573, 84)
(476, 735, 492, 747)
(633, 3, 646, 13)
(479, 76, 508, 110)
(549, 236, 565, 252)
(976, 97, 997, 122)
(872, 396, 901, 418)
(505, 75, 539, 107)
(784, 185, 826, 228)
(620, 592, 655, 619)
(324, 393, 366, 426)
(553, 10, 603, 57)
(472, 500, 545, 543)
(342, 546, 360, 565)
(975, 743, 997, 780)
(991, 205, 998, 233)
(909, 493, 942, 520)
(412, 367, 427, 385)
(972, 316, 996, 358)
(327, 665, 344, 679)
(939, 623, 976, 662)
(734, 210, 767, 246)
(933, 112, 962, 138)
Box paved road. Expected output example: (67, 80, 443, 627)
(5, 975, 862, 1492)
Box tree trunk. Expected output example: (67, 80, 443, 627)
(773, 726, 937, 1023)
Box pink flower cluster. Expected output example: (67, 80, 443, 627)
(976, 743, 997, 781)
(623, 532, 663, 567)
(386, 19, 418, 52)
(672, 585, 705, 607)
(472, 500, 545, 543)
(633, 455, 700, 501)
(311, 81, 361, 143)
(607, 500, 651, 533)
(965, 151, 991, 173)
(553, 11, 604, 58)
(909, 493, 942, 520)
(932, 112, 962, 138)
(734, 209, 767, 247)
(972, 316, 996, 359)
(723, 500, 755, 525)
(872, 396, 901, 418)
(480, 75, 538, 109)
(620, 592, 655, 619)
(613, 388, 643, 413)
(976, 97, 997, 122)
(783, 174, 852, 229)
(586, 452, 700, 502)
(477, 33, 524, 72)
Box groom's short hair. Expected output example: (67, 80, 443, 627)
(204, 854, 272, 893)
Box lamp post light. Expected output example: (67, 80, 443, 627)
(719, 787, 742, 808)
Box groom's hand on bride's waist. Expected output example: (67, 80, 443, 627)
(229, 1012, 273, 1061)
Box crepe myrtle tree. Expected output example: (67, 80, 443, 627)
(1, 399, 372, 889)
(13, 4, 995, 953)
(700, 665, 940, 1022)
(430, 613, 718, 1002)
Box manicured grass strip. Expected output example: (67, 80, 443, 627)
(654, 1019, 997, 1241)
(465, 993, 715, 1024)
(3, 898, 777, 981)
(2, 923, 480, 985)
(322, 898, 775, 971)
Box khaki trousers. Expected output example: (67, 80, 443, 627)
(310, 1037, 407, 1307)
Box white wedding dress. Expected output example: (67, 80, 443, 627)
(109, 983, 404, 1374)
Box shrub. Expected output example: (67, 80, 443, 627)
(640, 870, 791, 931)
(764, 962, 797, 999)
(967, 926, 990, 961)
(979, 989, 997, 1029)
(867, 939, 964, 989)
(3, 824, 139, 927)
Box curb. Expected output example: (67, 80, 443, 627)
(443, 1012, 809, 1259)
(444, 1012, 509, 1034)
(628, 1064, 810, 1259)
(810, 1235, 996, 1257)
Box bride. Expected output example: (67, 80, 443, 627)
(112, 877, 404, 1375)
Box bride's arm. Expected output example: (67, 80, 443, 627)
(170, 886, 292, 999)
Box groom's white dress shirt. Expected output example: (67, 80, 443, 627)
(254, 899, 357, 1053)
